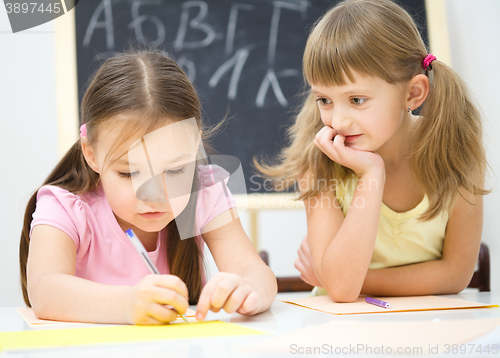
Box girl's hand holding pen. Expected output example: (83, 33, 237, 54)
(195, 272, 262, 321)
(314, 125, 385, 178)
(126, 274, 189, 325)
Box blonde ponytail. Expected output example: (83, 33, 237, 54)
(410, 60, 489, 220)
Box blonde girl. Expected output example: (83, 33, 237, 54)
(20, 49, 276, 324)
(258, 0, 488, 302)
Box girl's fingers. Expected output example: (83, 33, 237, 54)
(333, 132, 345, 147)
(195, 275, 223, 321)
(133, 305, 174, 325)
(152, 288, 189, 316)
(296, 237, 322, 287)
(315, 128, 343, 162)
(153, 275, 189, 299)
(135, 315, 163, 325)
(314, 126, 336, 150)
(300, 236, 313, 262)
(295, 260, 313, 284)
(316, 125, 382, 172)
(196, 273, 260, 319)
(196, 274, 236, 321)
(333, 134, 351, 159)
(300, 235, 313, 265)
(314, 126, 330, 143)
(237, 291, 260, 315)
(294, 256, 308, 276)
(317, 127, 337, 146)
(147, 303, 179, 323)
(295, 253, 317, 284)
(322, 126, 337, 141)
(209, 279, 239, 312)
(223, 285, 253, 314)
(299, 273, 316, 287)
(297, 246, 314, 273)
(333, 134, 358, 162)
(330, 134, 345, 155)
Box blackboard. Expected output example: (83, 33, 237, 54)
(75, 0, 428, 193)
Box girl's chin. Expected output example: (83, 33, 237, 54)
(136, 217, 175, 232)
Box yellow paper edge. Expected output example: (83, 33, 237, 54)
(0, 320, 267, 352)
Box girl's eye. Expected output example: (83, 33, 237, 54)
(165, 167, 185, 176)
(119, 171, 139, 178)
(350, 97, 367, 105)
(316, 97, 332, 105)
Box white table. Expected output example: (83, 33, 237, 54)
(1, 291, 499, 357)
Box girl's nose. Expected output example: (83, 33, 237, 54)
(329, 107, 351, 132)
(135, 174, 167, 202)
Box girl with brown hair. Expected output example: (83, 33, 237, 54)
(258, 0, 488, 302)
(20, 49, 276, 324)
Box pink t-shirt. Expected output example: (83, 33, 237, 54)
(30, 165, 236, 287)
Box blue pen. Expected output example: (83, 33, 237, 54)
(125, 229, 188, 322)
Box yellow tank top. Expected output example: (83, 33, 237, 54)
(312, 172, 448, 296)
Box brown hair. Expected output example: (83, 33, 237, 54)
(257, 0, 488, 220)
(20, 49, 216, 306)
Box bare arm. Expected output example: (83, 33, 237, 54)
(304, 170, 385, 302)
(28, 225, 189, 324)
(361, 191, 483, 296)
(196, 209, 277, 320)
(304, 126, 386, 302)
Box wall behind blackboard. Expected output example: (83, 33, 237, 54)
(75, 0, 428, 193)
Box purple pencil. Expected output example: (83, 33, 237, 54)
(365, 297, 391, 309)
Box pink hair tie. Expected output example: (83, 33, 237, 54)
(423, 54, 437, 70)
(80, 123, 87, 138)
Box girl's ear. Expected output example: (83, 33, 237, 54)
(406, 74, 430, 111)
(81, 139, 100, 174)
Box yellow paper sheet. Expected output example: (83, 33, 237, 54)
(0, 320, 266, 352)
(240, 318, 500, 354)
(17, 307, 197, 326)
(281, 295, 498, 315)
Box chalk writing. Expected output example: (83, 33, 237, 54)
(81, 0, 311, 107)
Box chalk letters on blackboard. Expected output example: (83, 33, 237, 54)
(80, 0, 308, 108)
(83, 0, 115, 50)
